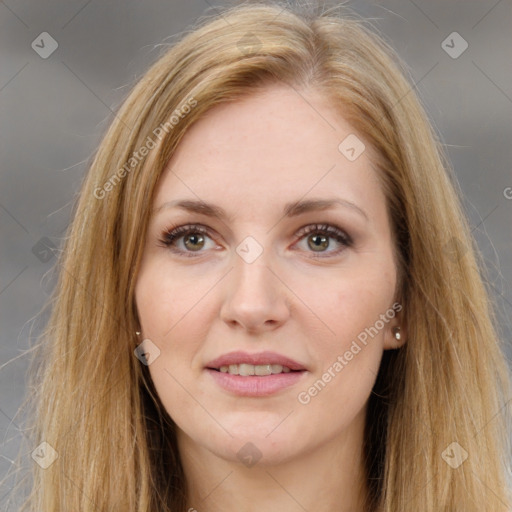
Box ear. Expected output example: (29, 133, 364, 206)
(383, 313, 407, 350)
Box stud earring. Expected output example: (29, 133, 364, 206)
(392, 326, 401, 341)
(135, 331, 141, 336)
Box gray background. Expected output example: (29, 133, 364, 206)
(1, 0, 511, 507)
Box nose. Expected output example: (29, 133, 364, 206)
(219, 251, 290, 334)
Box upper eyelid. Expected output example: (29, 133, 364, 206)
(296, 223, 350, 238)
(161, 222, 347, 236)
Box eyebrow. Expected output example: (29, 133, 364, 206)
(152, 197, 369, 222)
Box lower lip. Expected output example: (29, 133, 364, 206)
(205, 368, 306, 397)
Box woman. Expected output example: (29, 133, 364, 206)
(12, 1, 511, 510)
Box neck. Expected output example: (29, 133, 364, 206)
(177, 408, 369, 512)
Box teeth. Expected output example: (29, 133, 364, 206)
(218, 364, 293, 375)
(239, 363, 255, 376)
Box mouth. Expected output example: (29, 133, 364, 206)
(204, 351, 307, 396)
(208, 363, 299, 376)
(205, 350, 307, 374)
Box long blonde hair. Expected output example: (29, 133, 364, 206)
(9, 1, 511, 510)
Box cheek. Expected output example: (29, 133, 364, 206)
(292, 263, 395, 405)
(135, 261, 215, 340)
(135, 267, 210, 422)
(295, 344, 382, 444)
(293, 279, 391, 426)
(294, 261, 396, 348)
(135, 262, 220, 383)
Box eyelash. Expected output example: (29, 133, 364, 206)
(158, 223, 353, 259)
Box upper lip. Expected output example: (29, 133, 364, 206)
(206, 351, 306, 371)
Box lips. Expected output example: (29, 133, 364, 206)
(205, 351, 308, 396)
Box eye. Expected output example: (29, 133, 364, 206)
(293, 223, 352, 258)
(158, 224, 217, 258)
(158, 222, 352, 259)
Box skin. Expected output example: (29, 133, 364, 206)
(135, 83, 406, 512)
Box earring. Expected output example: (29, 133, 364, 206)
(135, 331, 141, 337)
(392, 326, 401, 341)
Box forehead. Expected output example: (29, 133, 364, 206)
(152, 85, 383, 219)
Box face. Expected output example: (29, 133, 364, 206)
(135, 84, 404, 466)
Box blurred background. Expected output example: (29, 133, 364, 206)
(1, 0, 511, 507)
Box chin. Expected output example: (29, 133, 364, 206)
(197, 415, 312, 467)
(219, 435, 303, 467)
